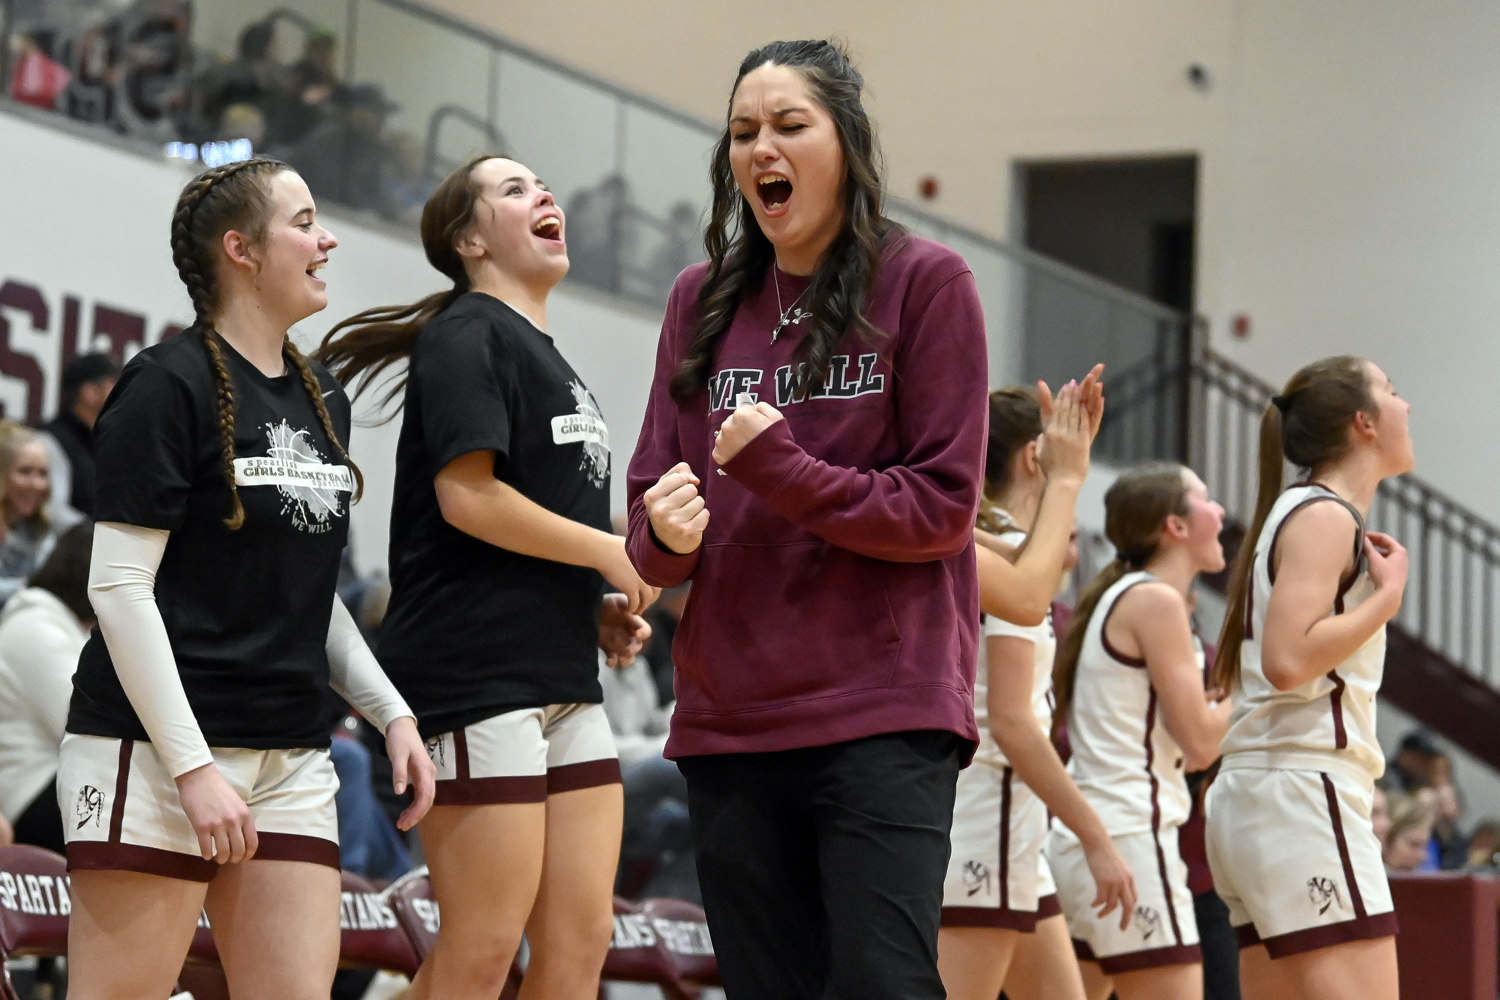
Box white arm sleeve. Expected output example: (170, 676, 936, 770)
(88, 522, 213, 777)
(326, 596, 414, 735)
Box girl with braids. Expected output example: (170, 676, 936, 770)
(939, 386, 1136, 1000)
(58, 156, 434, 1000)
(1205, 357, 1411, 1000)
(626, 39, 989, 999)
(1043, 463, 1233, 1000)
(317, 154, 655, 1000)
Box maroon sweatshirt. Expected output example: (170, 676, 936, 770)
(626, 234, 988, 760)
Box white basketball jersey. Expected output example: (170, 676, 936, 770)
(1065, 571, 1193, 837)
(1219, 484, 1386, 781)
(973, 530, 1056, 769)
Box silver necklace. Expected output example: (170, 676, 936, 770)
(771, 270, 811, 344)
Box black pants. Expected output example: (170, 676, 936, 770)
(679, 730, 963, 1000)
(1195, 888, 1242, 1000)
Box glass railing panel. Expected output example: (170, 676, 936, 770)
(492, 48, 622, 292)
(334, 0, 489, 217)
(615, 104, 714, 304)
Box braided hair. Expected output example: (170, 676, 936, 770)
(169, 157, 363, 529)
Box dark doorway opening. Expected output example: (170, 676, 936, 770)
(1013, 155, 1199, 464)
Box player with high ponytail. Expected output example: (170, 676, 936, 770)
(1206, 357, 1412, 1000)
(58, 157, 433, 1000)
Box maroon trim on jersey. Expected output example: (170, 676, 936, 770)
(433, 774, 548, 805)
(940, 905, 1043, 931)
(256, 832, 340, 870)
(1320, 772, 1367, 918)
(1327, 671, 1348, 749)
(1073, 937, 1202, 974)
(1100, 579, 1148, 668)
(1235, 923, 1261, 949)
(1244, 573, 1255, 640)
(547, 758, 622, 794)
(108, 740, 132, 843)
(1037, 893, 1062, 919)
(1261, 912, 1399, 959)
(1143, 689, 1187, 948)
(454, 729, 472, 781)
(999, 766, 1014, 911)
(1268, 491, 1364, 596)
(67, 842, 217, 882)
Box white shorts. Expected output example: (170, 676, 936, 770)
(58, 733, 339, 883)
(942, 762, 1060, 930)
(426, 703, 620, 806)
(1205, 765, 1397, 958)
(1047, 823, 1201, 974)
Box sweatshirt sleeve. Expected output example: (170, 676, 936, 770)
(722, 268, 988, 563)
(625, 271, 705, 588)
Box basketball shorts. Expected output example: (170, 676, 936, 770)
(1047, 823, 1201, 973)
(1205, 764, 1397, 958)
(58, 733, 339, 882)
(426, 702, 621, 806)
(942, 762, 1061, 930)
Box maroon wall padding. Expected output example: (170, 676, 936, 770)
(1389, 872, 1500, 1000)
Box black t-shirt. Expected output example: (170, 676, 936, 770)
(67, 330, 355, 749)
(377, 293, 610, 738)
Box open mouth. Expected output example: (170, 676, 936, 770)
(307, 260, 328, 280)
(757, 174, 792, 211)
(533, 216, 564, 242)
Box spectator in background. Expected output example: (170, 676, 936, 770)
(1382, 795, 1436, 872)
(1424, 753, 1468, 869)
(644, 200, 702, 300)
(599, 644, 698, 904)
(39, 351, 120, 523)
(194, 18, 289, 144)
(282, 27, 345, 145)
(0, 422, 58, 605)
(564, 174, 631, 293)
(0, 520, 95, 855)
(1386, 729, 1441, 793)
(286, 83, 402, 218)
(10, 31, 74, 109)
(1371, 783, 1392, 844)
(1464, 819, 1499, 871)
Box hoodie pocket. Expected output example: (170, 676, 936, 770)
(673, 540, 902, 714)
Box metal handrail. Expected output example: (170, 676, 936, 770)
(1189, 347, 1499, 684)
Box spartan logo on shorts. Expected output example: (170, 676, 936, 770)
(424, 736, 445, 767)
(1306, 875, 1345, 915)
(961, 859, 991, 898)
(75, 785, 105, 829)
(233, 420, 356, 534)
(1134, 904, 1163, 942)
(551, 380, 610, 489)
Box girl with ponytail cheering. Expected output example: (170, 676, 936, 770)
(1045, 463, 1233, 1000)
(1206, 358, 1411, 1000)
(59, 157, 433, 1000)
(319, 154, 655, 1000)
(939, 384, 1136, 1000)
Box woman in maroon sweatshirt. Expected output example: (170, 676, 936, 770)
(625, 39, 989, 1000)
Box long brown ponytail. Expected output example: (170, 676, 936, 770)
(1213, 356, 1374, 691)
(315, 154, 497, 412)
(170, 156, 363, 528)
(1053, 463, 1188, 724)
